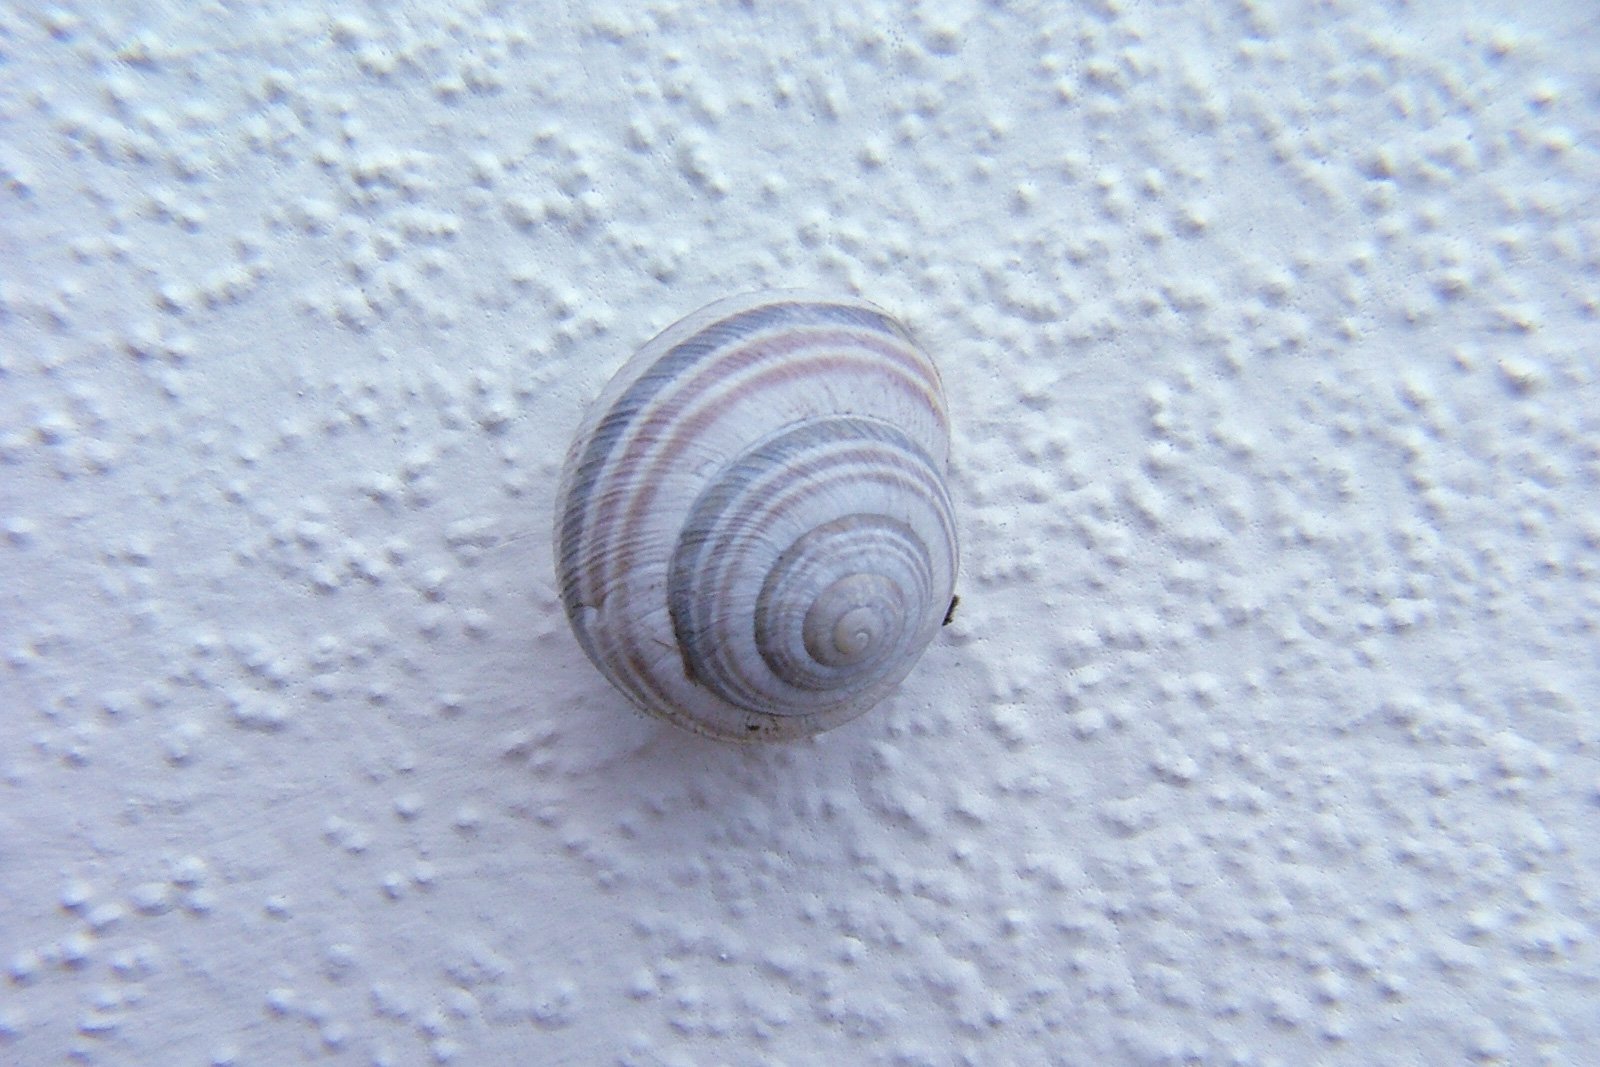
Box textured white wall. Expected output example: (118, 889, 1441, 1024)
(2, 1, 1597, 1064)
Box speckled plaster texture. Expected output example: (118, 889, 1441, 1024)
(1, 0, 1597, 1063)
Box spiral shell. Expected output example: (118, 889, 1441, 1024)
(554, 291, 957, 742)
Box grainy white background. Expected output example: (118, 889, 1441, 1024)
(2, 1, 1597, 1064)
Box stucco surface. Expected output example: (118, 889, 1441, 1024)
(2, 1, 1597, 1064)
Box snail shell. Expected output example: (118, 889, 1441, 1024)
(554, 291, 958, 742)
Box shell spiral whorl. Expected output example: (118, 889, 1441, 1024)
(555, 291, 957, 741)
